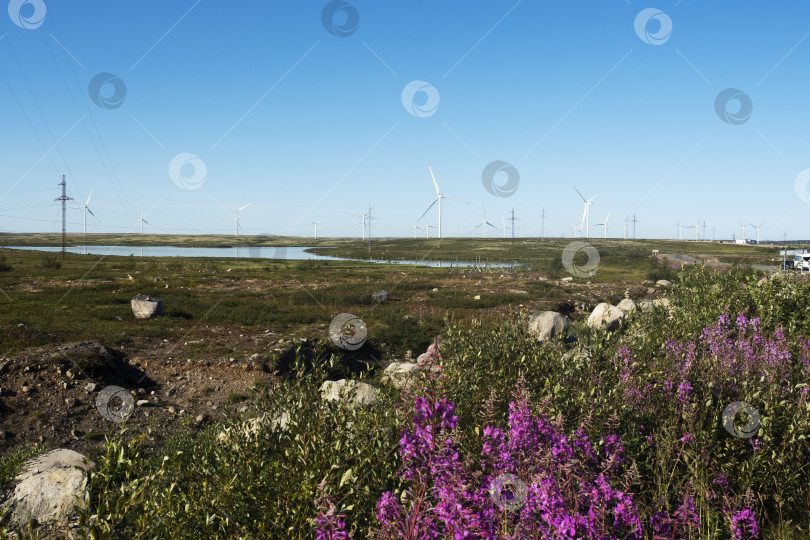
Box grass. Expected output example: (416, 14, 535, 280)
(0, 238, 805, 537)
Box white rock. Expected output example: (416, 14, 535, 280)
(617, 299, 636, 313)
(131, 294, 164, 319)
(320, 380, 378, 406)
(527, 311, 569, 342)
(586, 303, 625, 331)
(3, 449, 94, 529)
(656, 279, 673, 287)
(473, 295, 481, 300)
(382, 362, 421, 390)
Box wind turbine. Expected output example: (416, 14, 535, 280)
(738, 222, 747, 242)
(595, 211, 610, 239)
(692, 216, 701, 240)
(414, 222, 424, 239)
(502, 217, 507, 239)
(74, 189, 95, 234)
(417, 164, 468, 239)
(348, 209, 369, 240)
(135, 207, 149, 235)
(573, 186, 597, 239)
(676, 220, 683, 240)
(311, 221, 324, 239)
(475, 205, 499, 239)
(425, 224, 436, 238)
(230, 203, 252, 236)
(748, 222, 764, 244)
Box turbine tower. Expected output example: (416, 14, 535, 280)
(135, 207, 149, 235)
(475, 205, 499, 238)
(74, 189, 95, 234)
(748, 222, 764, 244)
(573, 186, 597, 239)
(231, 203, 252, 236)
(311, 221, 324, 239)
(738, 222, 746, 242)
(348, 209, 370, 240)
(595, 211, 610, 239)
(417, 164, 468, 239)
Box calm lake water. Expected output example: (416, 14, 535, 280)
(4, 246, 512, 268)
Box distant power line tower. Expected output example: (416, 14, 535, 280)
(509, 208, 518, 240)
(631, 214, 639, 240)
(540, 207, 545, 238)
(54, 175, 73, 259)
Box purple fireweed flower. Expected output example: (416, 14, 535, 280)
(731, 508, 759, 540)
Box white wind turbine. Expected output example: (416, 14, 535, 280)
(230, 203, 252, 236)
(348, 209, 370, 240)
(595, 211, 610, 239)
(74, 189, 95, 234)
(738, 222, 747, 242)
(573, 186, 597, 239)
(417, 164, 468, 239)
(692, 216, 701, 240)
(425, 224, 436, 238)
(474, 205, 499, 239)
(748, 222, 764, 244)
(676, 220, 683, 240)
(134, 207, 149, 235)
(311, 221, 324, 239)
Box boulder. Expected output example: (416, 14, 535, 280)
(372, 290, 390, 303)
(320, 379, 378, 406)
(586, 303, 625, 331)
(617, 299, 636, 313)
(527, 311, 569, 342)
(656, 279, 673, 288)
(131, 294, 164, 319)
(638, 298, 672, 310)
(3, 449, 94, 529)
(382, 362, 421, 390)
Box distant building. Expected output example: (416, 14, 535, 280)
(735, 239, 756, 245)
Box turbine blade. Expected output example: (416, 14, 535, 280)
(443, 196, 469, 204)
(87, 208, 95, 217)
(238, 203, 253, 211)
(417, 198, 439, 222)
(605, 210, 610, 224)
(428, 164, 440, 195)
(85, 189, 93, 206)
(573, 185, 587, 202)
(580, 206, 586, 232)
(588, 193, 599, 203)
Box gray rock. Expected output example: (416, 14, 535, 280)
(84, 382, 98, 393)
(382, 362, 421, 390)
(320, 379, 378, 406)
(131, 294, 164, 319)
(3, 449, 94, 529)
(372, 290, 390, 302)
(656, 279, 673, 287)
(617, 299, 636, 313)
(586, 303, 625, 331)
(194, 413, 207, 425)
(527, 311, 569, 342)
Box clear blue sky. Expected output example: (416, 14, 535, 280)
(1, 1, 809, 241)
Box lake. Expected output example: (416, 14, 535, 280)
(3, 245, 513, 268)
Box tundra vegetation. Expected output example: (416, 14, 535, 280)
(0, 239, 806, 538)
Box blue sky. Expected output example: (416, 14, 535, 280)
(0, 1, 808, 241)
